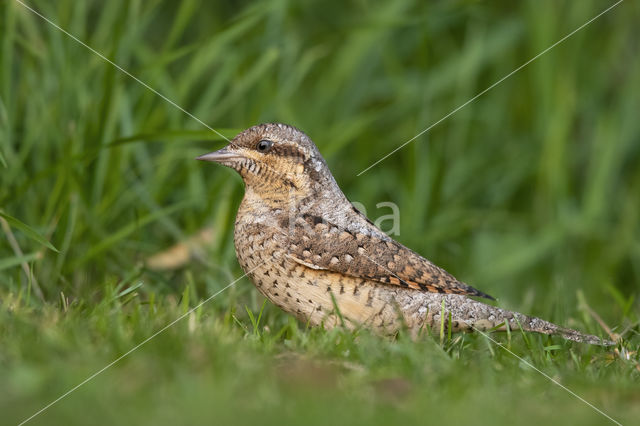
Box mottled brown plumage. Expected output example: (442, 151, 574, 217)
(197, 123, 611, 345)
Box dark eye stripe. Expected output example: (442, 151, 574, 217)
(273, 144, 305, 160)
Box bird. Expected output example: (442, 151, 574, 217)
(197, 123, 611, 345)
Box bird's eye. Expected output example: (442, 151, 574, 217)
(256, 139, 273, 152)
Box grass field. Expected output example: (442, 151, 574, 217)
(1, 0, 639, 424)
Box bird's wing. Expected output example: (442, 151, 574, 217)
(286, 213, 494, 300)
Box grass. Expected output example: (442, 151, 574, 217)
(1, 0, 639, 424)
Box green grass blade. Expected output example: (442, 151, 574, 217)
(0, 211, 59, 252)
(0, 251, 40, 271)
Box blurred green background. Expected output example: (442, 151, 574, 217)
(1, 0, 639, 425)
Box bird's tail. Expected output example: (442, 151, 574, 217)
(418, 293, 614, 346)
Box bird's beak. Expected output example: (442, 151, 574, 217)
(195, 147, 243, 163)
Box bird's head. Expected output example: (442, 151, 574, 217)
(197, 123, 338, 202)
